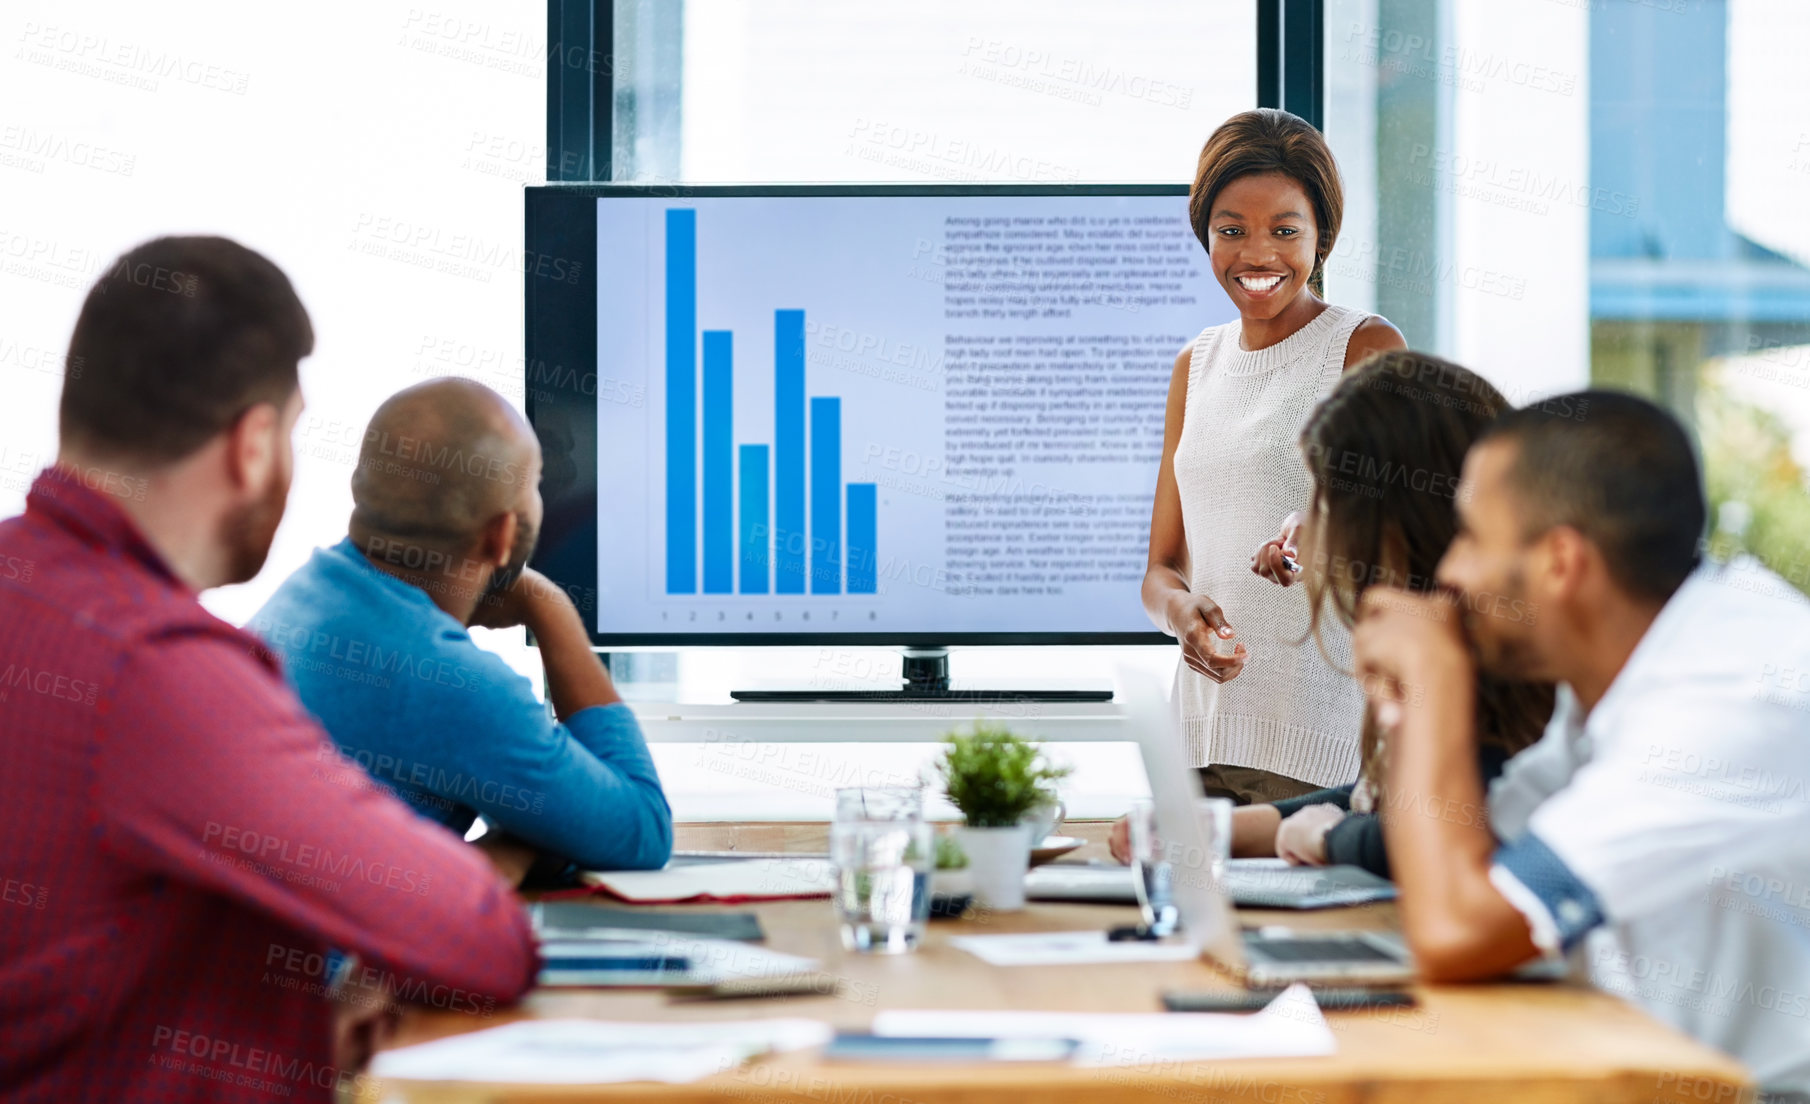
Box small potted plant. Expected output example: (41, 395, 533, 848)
(934, 722, 1071, 910)
(926, 832, 973, 917)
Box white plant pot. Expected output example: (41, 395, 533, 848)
(930, 866, 973, 898)
(955, 823, 1033, 911)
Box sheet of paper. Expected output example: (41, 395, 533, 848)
(583, 858, 835, 903)
(371, 1018, 832, 1084)
(949, 930, 1203, 966)
(872, 984, 1336, 1067)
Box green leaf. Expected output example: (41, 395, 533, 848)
(934, 833, 968, 870)
(933, 720, 1072, 829)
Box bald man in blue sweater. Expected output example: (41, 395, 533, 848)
(253, 379, 672, 874)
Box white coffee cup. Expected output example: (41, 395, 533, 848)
(1020, 799, 1067, 845)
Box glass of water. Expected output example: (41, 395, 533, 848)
(831, 787, 932, 954)
(1195, 796, 1233, 882)
(1125, 798, 1175, 934)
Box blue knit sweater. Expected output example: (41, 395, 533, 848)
(251, 539, 672, 870)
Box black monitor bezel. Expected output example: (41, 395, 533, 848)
(525, 182, 1188, 647)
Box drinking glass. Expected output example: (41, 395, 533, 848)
(831, 786, 932, 954)
(1164, 795, 1235, 902)
(1125, 798, 1176, 934)
(1195, 796, 1233, 882)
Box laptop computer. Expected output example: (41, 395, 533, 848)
(1223, 859, 1398, 909)
(1026, 858, 1397, 910)
(1115, 666, 1417, 987)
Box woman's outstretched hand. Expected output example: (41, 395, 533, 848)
(1250, 511, 1305, 587)
(1167, 591, 1247, 683)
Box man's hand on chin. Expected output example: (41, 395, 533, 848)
(1351, 587, 1473, 732)
(1351, 586, 1541, 982)
(469, 566, 558, 631)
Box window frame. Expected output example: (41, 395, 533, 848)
(547, 0, 1326, 183)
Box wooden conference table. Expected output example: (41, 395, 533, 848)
(360, 825, 1750, 1104)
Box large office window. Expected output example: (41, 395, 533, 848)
(1325, 0, 1810, 594)
(612, 0, 1253, 185)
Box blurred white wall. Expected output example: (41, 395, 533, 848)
(1, 0, 546, 648)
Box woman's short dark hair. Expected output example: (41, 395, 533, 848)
(1189, 109, 1343, 295)
(60, 236, 313, 465)
(1299, 351, 1555, 792)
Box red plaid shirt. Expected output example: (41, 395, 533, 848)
(0, 469, 536, 1102)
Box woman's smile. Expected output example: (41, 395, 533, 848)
(1234, 271, 1287, 298)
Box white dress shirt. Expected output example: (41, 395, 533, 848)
(1487, 558, 1810, 1094)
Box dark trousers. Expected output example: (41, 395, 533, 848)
(1197, 763, 1321, 806)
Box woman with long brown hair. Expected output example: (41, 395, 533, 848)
(1117, 351, 1554, 876)
(1244, 351, 1552, 875)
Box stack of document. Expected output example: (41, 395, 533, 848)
(372, 1019, 832, 1084)
(583, 857, 836, 903)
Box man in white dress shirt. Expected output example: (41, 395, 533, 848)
(1350, 390, 1810, 1097)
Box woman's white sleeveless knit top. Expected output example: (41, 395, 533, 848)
(1170, 303, 1368, 787)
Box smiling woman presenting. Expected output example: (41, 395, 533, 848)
(1143, 109, 1405, 802)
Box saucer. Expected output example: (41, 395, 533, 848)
(1029, 836, 1085, 866)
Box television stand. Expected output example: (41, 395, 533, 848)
(728, 647, 1114, 703)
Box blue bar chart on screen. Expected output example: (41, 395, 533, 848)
(591, 192, 1234, 637)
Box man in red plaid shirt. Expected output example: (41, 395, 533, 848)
(0, 237, 537, 1102)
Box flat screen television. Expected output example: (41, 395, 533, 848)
(524, 184, 1234, 689)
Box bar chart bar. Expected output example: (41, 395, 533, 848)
(661, 212, 880, 606)
(847, 483, 876, 594)
(810, 397, 841, 594)
(739, 445, 769, 594)
(664, 208, 697, 594)
(702, 330, 733, 594)
(773, 309, 806, 594)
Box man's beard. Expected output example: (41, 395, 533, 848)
(1479, 632, 1542, 681)
(1462, 565, 1541, 679)
(219, 461, 291, 585)
(481, 515, 540, 601)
